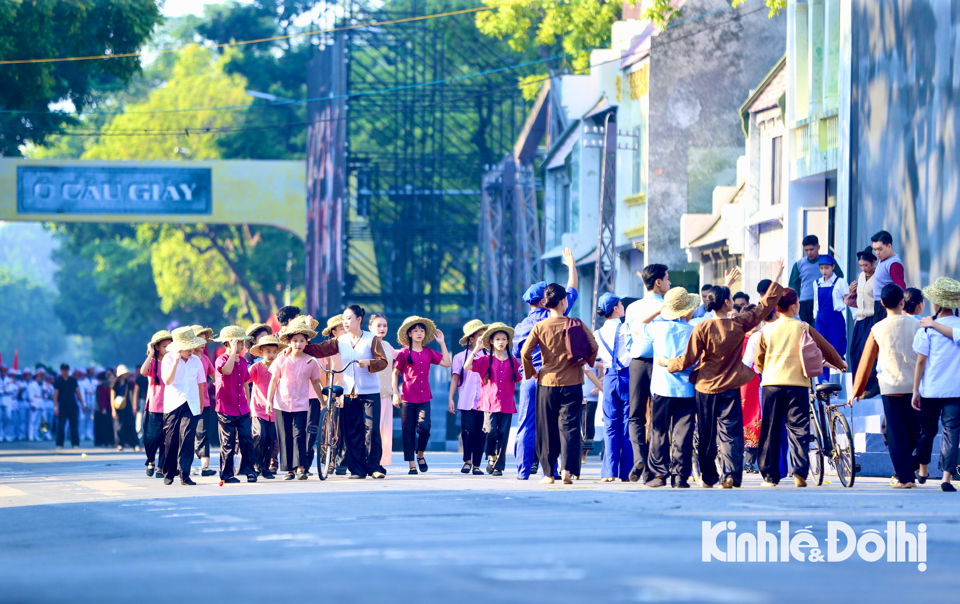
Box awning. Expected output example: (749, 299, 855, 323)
(576, 248, 598, 267)
(544, 127, 581, 170)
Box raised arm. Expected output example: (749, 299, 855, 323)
(562, 247, 578, 292)
(221, 340, 239, 376)
(163, 358, 178, 386)
(435, 330, 452, 368)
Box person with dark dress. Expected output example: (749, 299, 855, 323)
(111, 365, 139, 451)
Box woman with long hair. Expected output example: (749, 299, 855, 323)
(368, 313, 396, 471)
(111, 365, 140, 452)
(139, 330, 172, 477)
(393, 316, 451, 474)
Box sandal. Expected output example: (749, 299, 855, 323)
(417, 457, 428, 473)
(472, 467, 484, 476)
(408, 468, 418, 475)
(461, 463, 471, 474)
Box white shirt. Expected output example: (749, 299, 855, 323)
(689, 311, 716, 326)
(593, 320, 631, 371)
(161, 354, 205, 415)
(813, 274, 849, 317)
(27, 382, 43, 408)
(624, 292, 664, 359)
(913, 315, 960, 398)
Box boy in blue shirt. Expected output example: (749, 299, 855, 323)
(639, 287, 700, 488)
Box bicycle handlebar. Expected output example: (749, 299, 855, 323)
(318, 360, 357, 374)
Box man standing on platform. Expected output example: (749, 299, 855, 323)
(870, 230, 907, 321)
(790, 235, 843, 326)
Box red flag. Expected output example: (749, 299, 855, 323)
(0, 351, 3, 365)
(12, 350, 18, 370)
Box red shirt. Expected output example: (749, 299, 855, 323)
(199, 354, 214, 409)
(144, 360, 166, 413)
(395, 347, 443, 403)
(470, 355, 520, 414)
(248, 362, 275, 422)
(215, 353, 251, 417)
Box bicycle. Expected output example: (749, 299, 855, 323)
(316, 360, 356, 481)
(807, 380, 860, 487)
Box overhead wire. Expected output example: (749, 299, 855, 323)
(2, 3, 768, 139)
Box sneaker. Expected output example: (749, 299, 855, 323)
(246, 474, 258, 483)
(201, 468, 216, 477)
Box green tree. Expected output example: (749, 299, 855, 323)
(0, 0, 161, 156)
(0, 269, 66, 367)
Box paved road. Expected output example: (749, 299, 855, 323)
(0, 444, 955, 603)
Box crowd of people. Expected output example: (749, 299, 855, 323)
(3, 230, 958, 492)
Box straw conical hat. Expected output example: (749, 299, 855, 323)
(458, 319, 488, 346)
(397, 316, 437, 347)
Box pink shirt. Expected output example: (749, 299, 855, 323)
(470, 355, 520, 414)
(395, 347, 443, 403)
(199, 354, 214, 409)
(145, 361, 165, 413)
(452, 350, 482, 411)
(215, 353, 251, 416)
(249, 362, 276, 422)
(270, 354, 322, 413)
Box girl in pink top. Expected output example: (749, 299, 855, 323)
(392, 316, 451, 474)
(464, 323, 521, 476)
(268, 318, 324, 480)
(139, 330, 173, 478)
(249, 334, 287, 479)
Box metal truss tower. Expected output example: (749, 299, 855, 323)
(305, 0, 526, 330)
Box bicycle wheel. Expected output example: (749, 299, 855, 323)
(808, 411, 825, 486)
(317, 406, 331, 481)
(832, 411, 856, 487)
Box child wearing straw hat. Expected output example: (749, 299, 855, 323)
(188, 325, 217, 477)
(635, 286, 700, 488)
(912, 277, 960, 491)
(464, 322, 522, 476)
(160, 327, 209, 486)
(139, 330, 173, 477)
(449, 319, 488, 475)
(213, 326, 258, 483)
(393, 316, 451, 474)
(248, 334, 287, 479)
(267, 316, 325, 480)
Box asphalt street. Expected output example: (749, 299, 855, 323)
(0, 443, 956, 604)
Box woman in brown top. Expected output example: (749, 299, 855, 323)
(521, 284, 599, 484)
(663, 259, 785, 489)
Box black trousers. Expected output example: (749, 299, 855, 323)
(252, 416, 276, 475)
(916, 396, 960, 474)
(758, 386, 810, 484)
(144, 410, 165, 467)
(460, 409, 485, 466)
(114, 404, 138, 448)
(484, 412, 513, 471)
(696, 389, 744, 486)
(162, 404, 199, 480)
(56, 403, 80, 447)
(583, 400, 598, 442)
(342, 394, 382, 476)
(275, 409, 308, 472)
(400, 402, 431, 461)
(194, 406, 212, 459)
(882, 394, 921, 483)
(217, 412, 258, 480)
(304, 398, 321, 472)
(535, 385, 582, 476)
(799, 300, 815, 327)
(628, 358, 653, 471)
(647, 395, 696, 479)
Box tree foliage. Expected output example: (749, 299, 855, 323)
(0, 0, 161, 156)
(0, 269, 66, 367)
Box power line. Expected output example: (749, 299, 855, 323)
(0, 3, 536, 66)
(4, 3, 769, 138)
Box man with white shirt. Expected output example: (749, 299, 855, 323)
(161, 327, 209, 486)
(0, 366, 12, 442)
(623, 264, 671, 482)
(80, 368, 98, 442)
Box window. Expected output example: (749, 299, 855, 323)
(771, 135, 782, 205)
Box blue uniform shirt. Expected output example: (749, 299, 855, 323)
(642, 319, 695, 398)
(624, 293, 664, 359)
(512, 287, 578, 372)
